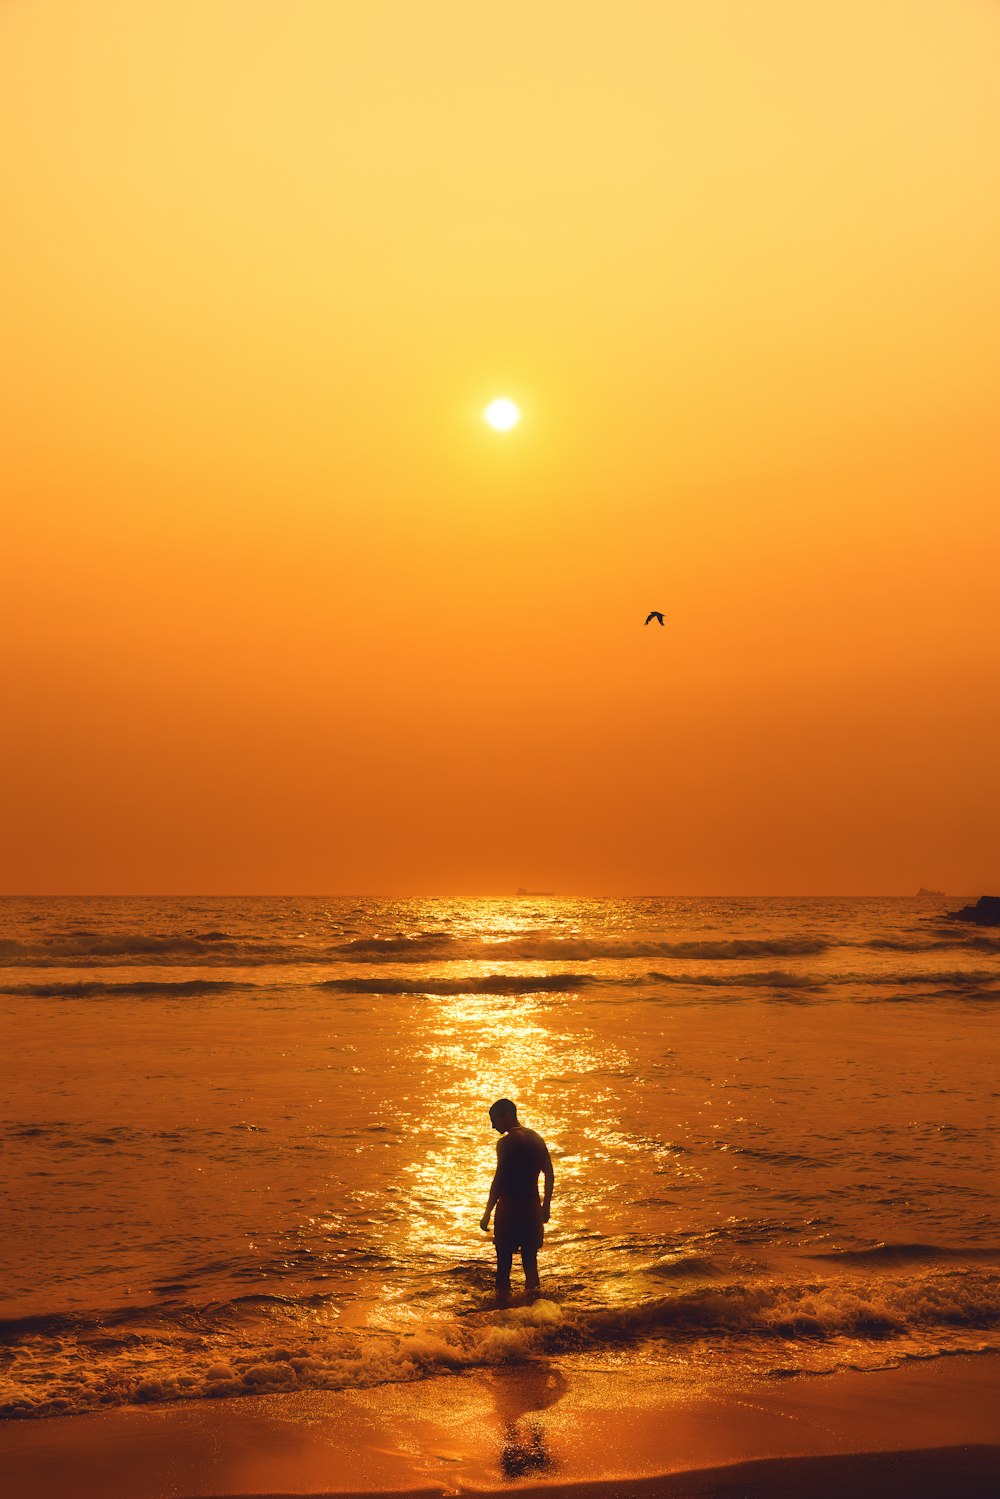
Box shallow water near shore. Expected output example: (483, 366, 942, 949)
(1, 896, 998, 1419)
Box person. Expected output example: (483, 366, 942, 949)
(479, 1098, 554, 1297)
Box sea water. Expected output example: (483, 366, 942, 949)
(1, 896, 998, 1418)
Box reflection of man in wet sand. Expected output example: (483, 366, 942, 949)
(480, 1099, 554, 1298)
(492, 1365, 568, 1478)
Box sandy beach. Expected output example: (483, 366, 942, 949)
(2, 1353, 998, 1498)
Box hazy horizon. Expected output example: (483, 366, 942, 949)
(0, 889, 980, 901)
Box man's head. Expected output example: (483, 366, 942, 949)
(489, 1098, 518, 1134)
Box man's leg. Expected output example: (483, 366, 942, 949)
(520, 1247, 540, 1292)
(495, 1247, 514, 1295)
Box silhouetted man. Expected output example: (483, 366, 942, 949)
(480, 1098, 554, 1298)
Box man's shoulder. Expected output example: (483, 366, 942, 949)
(499, 1125, 548, 1153)
(499, 1126, 540, 1145)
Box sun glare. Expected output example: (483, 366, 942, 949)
(483, 397, 521, 432)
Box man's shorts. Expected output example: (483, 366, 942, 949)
(494, 1194, 544, 1254)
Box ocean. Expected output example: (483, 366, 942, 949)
(1, 895, 998, 1420)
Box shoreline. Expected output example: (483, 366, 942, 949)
(2, 1353, 999, 1498)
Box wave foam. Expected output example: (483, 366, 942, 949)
(3, 1268, 998, 1419)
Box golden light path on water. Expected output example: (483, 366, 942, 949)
(409, 905, 705, 1268)
(396, 910, 630, 1279)
(1, 895, 998, 1420)
(401, 987, 590, 1247)
(315, 912, 718, 1339)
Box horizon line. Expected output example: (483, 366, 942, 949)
(0, 891, 977, 901)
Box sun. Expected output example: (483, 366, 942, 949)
(483, 397, 521, 432)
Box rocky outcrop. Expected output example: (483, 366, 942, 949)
(947, 895, 1000, 925)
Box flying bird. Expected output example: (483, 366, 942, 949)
(644, 611, 665, 626)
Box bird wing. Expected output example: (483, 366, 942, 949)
(644, 612, 655, 625)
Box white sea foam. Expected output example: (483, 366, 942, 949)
(3, 1269, 999, 1419)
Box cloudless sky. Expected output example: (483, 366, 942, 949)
(2, 0, 999, 894)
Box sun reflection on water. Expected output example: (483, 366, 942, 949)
(394, 985, 619, 1280)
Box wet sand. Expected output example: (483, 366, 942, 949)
(2, 1354, 998, 1498)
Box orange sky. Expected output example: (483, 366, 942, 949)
(2, 0, 999, 895)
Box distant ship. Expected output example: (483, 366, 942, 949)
(915, 887, 945, 898)
(516, 886, 555, 897)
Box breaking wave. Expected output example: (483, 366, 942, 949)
(3, 1266, 998, 1419)
(807, 1243, 1000, 1269)
(316, 972, 602, 996)
(646, 968, 1000, 997)
(332, 935, 836, 963)
(866, 934, 1000, 954)
(4, 968, 998, 1001)
(2, 979, 253, 999)
(647, 968, 818, 989)
(4, 927, 998, 974)
(0, 931, 838, 966)
(0, 932, 287, 965)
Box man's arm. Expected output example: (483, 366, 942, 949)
(541, 1141, 554, 1223)
(480, 1141, 503, 1232)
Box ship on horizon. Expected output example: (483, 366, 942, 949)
(516, 886, 555, 897)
